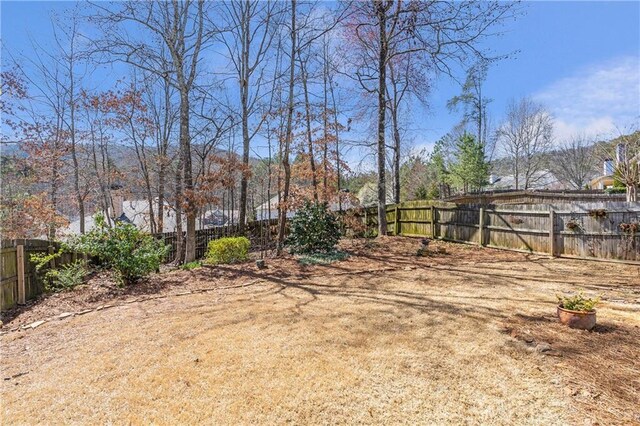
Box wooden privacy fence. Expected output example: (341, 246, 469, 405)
(155, 218, 281, 261)
(1, 239, 83, 312)
(357, 200, 640, 263)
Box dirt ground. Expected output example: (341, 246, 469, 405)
(1, 237, 639, 425)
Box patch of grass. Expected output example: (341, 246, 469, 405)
(297, 250, 349, 265)
(181, 261, 201, 270)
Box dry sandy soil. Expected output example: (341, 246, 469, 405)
(1, 237, 639, 425)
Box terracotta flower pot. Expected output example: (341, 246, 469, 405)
(557, 305, 596, 330)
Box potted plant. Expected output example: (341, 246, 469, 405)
(557, 293, 599, 330)
(619, 221, 639, 234)
(565, 218, 581, 231)
(588, 209, 607, 220)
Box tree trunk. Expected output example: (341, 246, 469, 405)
(69, 65, 84, 234)
(627, 184, 638, 202)
(49, 162, 59, 242)
(322, 45, 329, 200)
(157, 159, 165, 233)
(90, 133, 113, 227)
(277, 0, 296, 254)
(179, 90, 196, 263)
(130, 115, 157, 234)
(301, 61, 318, 201)
(173, 156, 184, 265)
(238, 10, 250, 231)
(376, 2, 388, 236)
(329, 72, 342, 211)
(391, 107, 401, 204)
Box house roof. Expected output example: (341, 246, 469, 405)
(63, 200, 237, 235)
(487, 170, 562, 190)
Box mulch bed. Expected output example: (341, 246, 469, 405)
(503, 313, 640, 425)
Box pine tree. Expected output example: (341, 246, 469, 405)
(451, 134, 489, 193)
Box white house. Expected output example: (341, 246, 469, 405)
(64, 197, 237, 236)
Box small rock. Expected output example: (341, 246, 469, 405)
(96, 305, 106, 311)
(524, 336, 534, 344)
(27, 320, 46, 329)
(57, 312, 74, 319)
(535, 342, 552, 353)
(0, 320, 3, 328)
(256, 259, 266, 269)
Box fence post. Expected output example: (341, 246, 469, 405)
(549, 209, 556, 257)
(394, 205, 400, 236)
(479, 207, 484, 246)
(430, 206, 435, 238)
(16, 244, 25, 305)
(48, 245, 56, 269)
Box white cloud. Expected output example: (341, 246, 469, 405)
(534, 56, 640, 141)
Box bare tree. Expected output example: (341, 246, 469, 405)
(551, 135, 597, 189)
(349, 0, 517, 235)
(447, 62, 494, 161)
(298, 46, 319, 201)
(2, 65, 72, 240)
(92, 0, 211, 263)
(276, 0, 297, 254)
(386, 53, 429, 203)
(141, 70, 179, 233)
(496, 98, 554, 190)
(53, 13, 87, 233)
(81, 91, 115, 227)
(216, 0, 278, 230)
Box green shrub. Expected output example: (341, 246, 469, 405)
(557, 292, 600, 312)
(286, 201, 341, 254)
(50, 261, 87, 291)
(31, 250, 87, 292)
(70, 213, 168, 285)
(604, 186, 626, 195)
(181, 261, 201, 270)
(206, 237, 250, 265)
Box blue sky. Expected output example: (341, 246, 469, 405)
(2, 1, 640, 165)
(422, 1, 640, 151)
